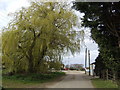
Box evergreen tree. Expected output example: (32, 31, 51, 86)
(73, 2, 120, 79)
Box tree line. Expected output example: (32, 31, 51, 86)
(73, 2, 120, 85)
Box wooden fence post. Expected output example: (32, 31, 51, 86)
(106, 69, 108, 80)
(113, 71, 116, 81)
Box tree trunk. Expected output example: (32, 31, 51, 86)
(99, 71, 102, 78)
(118, 38, 120, 48)
(27, 35, 36, 73)
(37, 47, 47, 66)
(33, 46, 48, 73)
(28, 56, 34, 73)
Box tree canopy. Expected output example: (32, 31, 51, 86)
(73, 2, 120, 80)
(2, 2, 83, 74)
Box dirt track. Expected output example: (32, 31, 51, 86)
(46, 71, 94, 88)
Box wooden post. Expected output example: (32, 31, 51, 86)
(85, 48, 87, 74)
(106, 69, 108, 80)
(91, 64, 94, 76)
(113, 71, 116, 81)
(88, 50, 90, 76)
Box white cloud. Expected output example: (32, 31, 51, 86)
(0, 0, 30, 30)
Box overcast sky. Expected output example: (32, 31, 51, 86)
(0, 0, 99, 67)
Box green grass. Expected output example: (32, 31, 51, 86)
(91, 78, 118, 88)
(2, 72, 65, 88)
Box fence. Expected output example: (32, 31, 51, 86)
(101, 69, 117, 80)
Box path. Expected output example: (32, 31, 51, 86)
(46, 70, 94, 88)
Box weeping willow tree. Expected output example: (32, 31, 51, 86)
(2, 1, 83, 74)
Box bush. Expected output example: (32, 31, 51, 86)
(80, 68, 85, 71)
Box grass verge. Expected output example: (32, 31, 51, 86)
(91, 78, 118, 88)
(2, 72, 65, 88)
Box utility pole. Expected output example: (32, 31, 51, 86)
(85, 48, 87, 74)
(88, 50, 91, 76)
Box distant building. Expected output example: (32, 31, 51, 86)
(65, 64, 84, 70)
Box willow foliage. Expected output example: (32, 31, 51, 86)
(2, 2, 83, 74)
